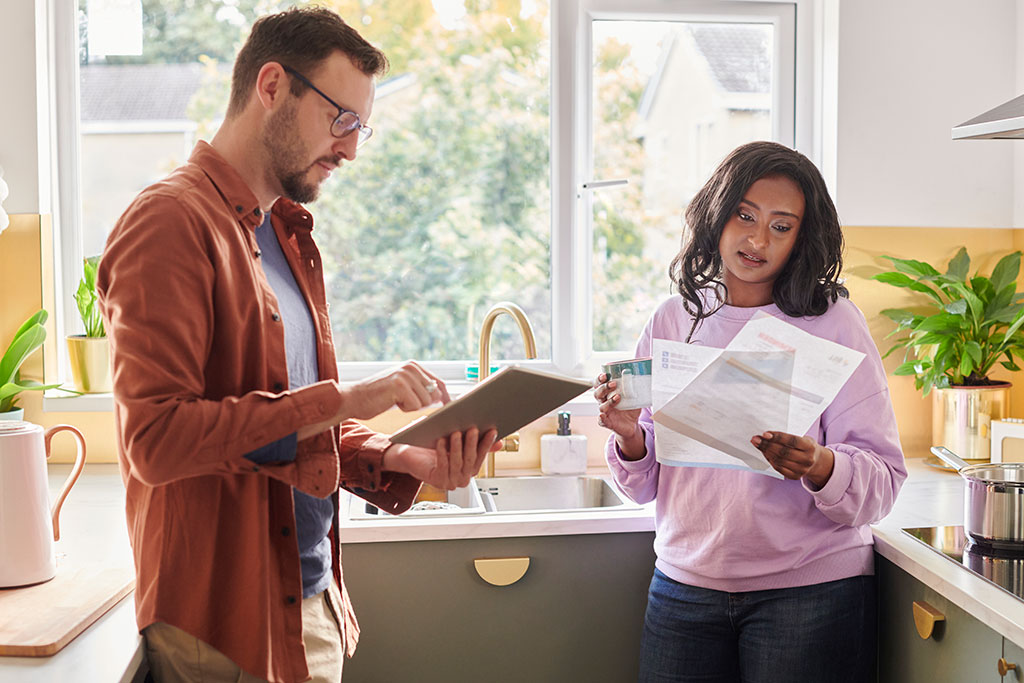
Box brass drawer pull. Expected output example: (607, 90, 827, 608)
(999, 657, 1018, 676)
(912, 600, 945, 639)
(474, 557, 530, 586)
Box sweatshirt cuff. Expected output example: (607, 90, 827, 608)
(610, 424, 657, 473)
(803, 444, 853, 506)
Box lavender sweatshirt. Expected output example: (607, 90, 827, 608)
(607, 295, 906, 592)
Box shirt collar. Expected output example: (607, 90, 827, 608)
(187, 141, 317, 235)
(188, 140, 265, 231)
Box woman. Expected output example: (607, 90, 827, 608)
(595, 141, 906, 683)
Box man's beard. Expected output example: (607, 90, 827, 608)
(262, 102, 330, 204)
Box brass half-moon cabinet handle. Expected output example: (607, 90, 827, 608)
(912, 600, 945, 639)
(474, 557, 530, 586)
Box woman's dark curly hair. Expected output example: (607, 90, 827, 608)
(668, 141, 847, 341)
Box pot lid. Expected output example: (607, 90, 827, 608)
(0, 420, 40, 436)
(959, 462, 1024, 484)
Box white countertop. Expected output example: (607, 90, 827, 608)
(7, 456, 1023, 680)
(339, 473, 657, 543)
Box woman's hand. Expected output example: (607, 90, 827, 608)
(594, 372, 646, 461)
(383, 427, 500, 490)
(751, 430, 834, 488)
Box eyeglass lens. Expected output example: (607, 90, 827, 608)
(332, 112, 372, 146)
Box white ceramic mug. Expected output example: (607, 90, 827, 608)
(602, 357, 653, 410)
(0, 421, 86, 587)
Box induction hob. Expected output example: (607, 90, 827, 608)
(902, 526, 1024, 604)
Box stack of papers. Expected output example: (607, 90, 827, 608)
(651, 313, 864, 478)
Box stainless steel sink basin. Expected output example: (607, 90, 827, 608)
(475, 476, 638, 514)
(346, 475, 640, 519)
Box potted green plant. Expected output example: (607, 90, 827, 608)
(66, 255, 111, 393)
(874, 247, 1024, 461)
(1, 309, 60, 420)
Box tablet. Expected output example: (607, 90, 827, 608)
(389, 366, 593, 448)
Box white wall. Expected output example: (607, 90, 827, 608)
(0, 0, 49, 215)
(835, 0, 1018, 228)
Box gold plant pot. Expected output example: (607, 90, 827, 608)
(932, 383, 1011, 462)
(66, 335, 111, 393)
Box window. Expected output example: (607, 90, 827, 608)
(56, 0, 810, 382)
(582, 3, 794, 354)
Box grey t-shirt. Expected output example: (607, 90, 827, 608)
(254, 213, 333, 599)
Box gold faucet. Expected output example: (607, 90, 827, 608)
(478, 302, 538, 477)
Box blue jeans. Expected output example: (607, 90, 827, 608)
(638, 568, 876, 683)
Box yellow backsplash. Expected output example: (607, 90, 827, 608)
(6, 217, 1024, 464)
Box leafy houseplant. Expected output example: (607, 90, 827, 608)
(74, 255, 105, 338)
(874, 247, 1024, 462)
(874, 247, 1024, 396)
(67, 256, 111, 393)
(0, 309, 59, 416)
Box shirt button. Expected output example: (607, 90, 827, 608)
(253, 208, 261, 217)
(368, 464, 374, 473)
(252, 466, 260, 473)
(281, 526, 291, 537)
(271, 312, 281, 322)
(274, 382, 284, 392)
(235, 205, 243, 213)
(254, 249, 262, 258)
(286, 595, 297, 605)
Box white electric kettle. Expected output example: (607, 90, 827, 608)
(0, 421, 86, 587)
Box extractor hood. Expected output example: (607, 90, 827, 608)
(952, 93, 1024, 140)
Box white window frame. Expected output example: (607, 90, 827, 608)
(47, 0, 828, 397)
(570, 0, 804, 371)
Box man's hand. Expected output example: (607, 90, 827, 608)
(751, 431, 834, 488)
(298, 361, 447, 440)
(343, 361, 451, 419)
(382, 427, 501, 490)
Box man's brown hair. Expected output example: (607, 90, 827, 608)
(226, 7, 388, 118)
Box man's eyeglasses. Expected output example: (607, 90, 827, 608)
(282, 65, 373, 147)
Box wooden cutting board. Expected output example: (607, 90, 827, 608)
(0, 554, 135, 657)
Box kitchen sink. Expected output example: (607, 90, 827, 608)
(347, 475, 640, 519)
(475, 476, 639, 514)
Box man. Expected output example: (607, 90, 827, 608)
(97, 8, 498, 682)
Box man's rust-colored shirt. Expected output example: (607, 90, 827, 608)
(98, 141, 420, 682)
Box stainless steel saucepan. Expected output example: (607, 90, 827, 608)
(931, 446, 1024, 546)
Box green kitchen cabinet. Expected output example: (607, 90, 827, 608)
(878, 557, 1004, 682)
(341, 532, 656, 683)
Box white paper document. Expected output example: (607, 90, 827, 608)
(651, 313, 866, 477)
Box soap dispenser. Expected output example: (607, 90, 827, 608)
(540, 411, 588, 475)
